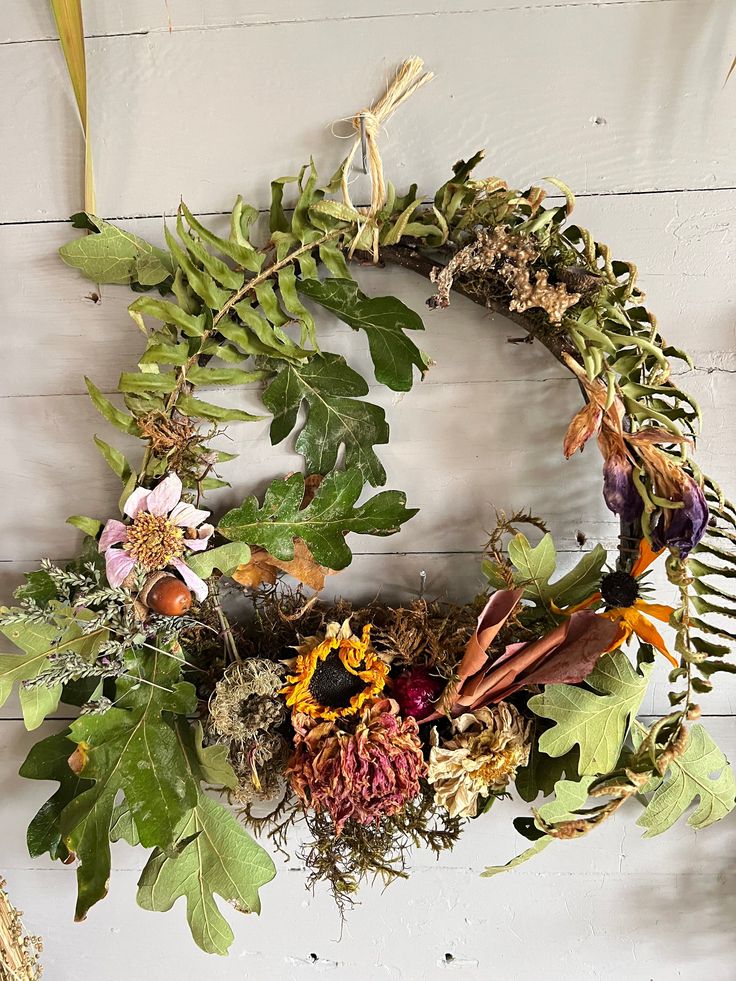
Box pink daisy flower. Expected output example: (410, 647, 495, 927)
(99, 473, 214, 600)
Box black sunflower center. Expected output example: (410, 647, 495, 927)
(308, 650, 365, 709)
(600, 570, 640, 608)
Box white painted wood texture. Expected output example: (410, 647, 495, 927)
(1, 2, 735, 978)
(2, 1, 736, 223)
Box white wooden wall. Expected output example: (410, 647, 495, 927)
(1, 2, 735, 978)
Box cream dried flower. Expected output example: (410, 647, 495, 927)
(427, 702, 531, 818)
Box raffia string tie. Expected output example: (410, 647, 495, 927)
(341, 57, 434, 261)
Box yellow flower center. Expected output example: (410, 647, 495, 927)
(472, 745, 526, 788)
(124, 512, 184, 570)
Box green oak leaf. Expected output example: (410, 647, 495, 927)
(480, 557, 511, 591)
(261, 353, 389, 487)
(110, 723, 237, 848)
(138, 795, 275, 955)
(507, 533, 556, 605)
(506, 534, 607, 610)
(217, 469, 417, 571)
(0, 605, 108, 727)
(137, 719, 274, 955)
(528, 652, 652, 775)
(550, 545, 608, 608)
(0, 619, 64, 729)
(19, 728, 93, 862)
(514, 727, 579, 803)
(109, 801, 140, 846)
(185, 542, 252, 580)
(13, 570, 57, 607)
(20, 685, 64, 733)
(637, 724, 736, 837)
(297, 277, 430, 392)
(60, 650, 198, 920)
(482, 775, 595, 876)
(59, 216, 173, 286)
(534, 775, 597, 828)
(174, 720, 238, 791)
(66, 515, 103, 538)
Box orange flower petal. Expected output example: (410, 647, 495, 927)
(631, 539, 665, 578)
(601, 608, 633, 645)
(627, 609, 677, 667)
(557, 592, 601, 616)
(634, 599, 675, 624)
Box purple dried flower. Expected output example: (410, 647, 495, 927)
(651, 474, 709, 558)
(602, 452, 644, 524)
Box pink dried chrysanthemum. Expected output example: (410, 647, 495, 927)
(288, 698, 426, 834)
(99, 472, 213, 600)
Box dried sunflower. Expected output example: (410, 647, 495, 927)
(281, 620, 388, 721)
(564, 539, 677, 666)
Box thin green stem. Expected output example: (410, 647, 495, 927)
(211, 581, 240, 663)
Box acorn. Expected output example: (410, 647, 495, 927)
(141, 572, 192, 616)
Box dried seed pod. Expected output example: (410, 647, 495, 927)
(554, 264, 603, 296)
(142, 574, 192, 616)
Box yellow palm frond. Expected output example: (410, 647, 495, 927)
(49, 0, 95, 213)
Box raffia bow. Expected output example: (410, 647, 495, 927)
(341, 57, 434, 261)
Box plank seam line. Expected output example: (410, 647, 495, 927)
(0, 2, 690, 47)
(1, 364, 731, 402)
(0, 549, 629, 565)
(0, 377, 579, 401)
(3, 185, 736, 228)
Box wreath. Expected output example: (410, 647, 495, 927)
(3, 58, 735, 957)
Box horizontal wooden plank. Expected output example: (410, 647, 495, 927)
(0, 716, 733, 978)
(2, 719, 734, 874)
(0, 550, 493, 719)
(2, 367, 734, 559)
(2, 1, 735, 223)
(4, 868, 735, 979)
(0, 213, 570, 397)
(3, 3, 734, 976)
(0, 551, 492, 609)
(0, 0, 693, 44)
(0, 377, 616, 561)
(3, 188, 735, 399)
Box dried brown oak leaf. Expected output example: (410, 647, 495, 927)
(233, 539, 332, 592)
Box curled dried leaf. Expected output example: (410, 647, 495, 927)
(233, 540, 332, 592)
